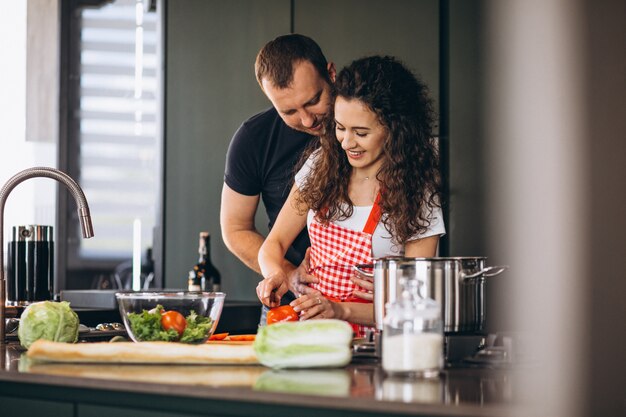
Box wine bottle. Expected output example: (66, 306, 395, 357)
(195, 231, 221, 292)
(187, 270, 202, 292)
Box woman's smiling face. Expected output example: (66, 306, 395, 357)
(334, 96, 388, 173)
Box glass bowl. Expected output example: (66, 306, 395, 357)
(115, 292, 226, 344)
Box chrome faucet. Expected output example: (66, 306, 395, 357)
(0, 167, 94, 344)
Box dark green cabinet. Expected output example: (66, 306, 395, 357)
(1, 395, 73, 417)
(77, 404, 205, 417)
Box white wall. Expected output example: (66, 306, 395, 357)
(0, 0, 57, 255)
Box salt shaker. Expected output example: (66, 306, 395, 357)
(382, 278, 443, 377)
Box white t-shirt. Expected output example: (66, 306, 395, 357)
(295, 153, 446, 258)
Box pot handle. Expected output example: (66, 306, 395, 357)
(462, 265, 509, 280)
(353, 263, 374, 278)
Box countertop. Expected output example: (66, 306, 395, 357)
(0, 342, 529, 417)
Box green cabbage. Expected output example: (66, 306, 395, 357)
(253, 319, 353, 369)
(18, 301, 80, 349)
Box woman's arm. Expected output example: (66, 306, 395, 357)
(340, 235, 441, 322)
(256, 184, 309, 307)
(404, 234, 440, 257)
(350, 234, 442, 301)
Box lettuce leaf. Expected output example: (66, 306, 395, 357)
(253, 320, 353, 369)
(127, 306, 179, 342)
(179, 310, 213, 343)
(127, 305, 212, 343)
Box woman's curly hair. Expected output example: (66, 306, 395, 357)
(295, 55, 442, 244)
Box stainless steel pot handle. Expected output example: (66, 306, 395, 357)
(462, 265, 509, 280)
(353, 263, 374, 277)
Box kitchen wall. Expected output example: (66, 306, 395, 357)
(163, 0, 484, 301)
(163, 0, 292, 296)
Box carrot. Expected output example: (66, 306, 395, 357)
(228, 334, 256, 341)
(208, 332, 229, 341)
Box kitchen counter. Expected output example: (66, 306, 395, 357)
(0, 342, 529, 417)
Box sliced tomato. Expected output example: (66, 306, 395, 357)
(229, 334, 256, 341)
(208, 332, 229, 341)
(161, 310, 186, 336)
(266, 305, 299, 325)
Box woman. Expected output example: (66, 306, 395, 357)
(257, 56, 445, 333)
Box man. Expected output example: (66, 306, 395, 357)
(220, 34, 336, 319)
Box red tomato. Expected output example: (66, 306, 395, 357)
(161, 310, 186, 336)
(266, 305, 299, 325)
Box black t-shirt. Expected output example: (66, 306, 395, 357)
(224, 107, 313, 268)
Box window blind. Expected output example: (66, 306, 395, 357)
(77, 0, 158, 259)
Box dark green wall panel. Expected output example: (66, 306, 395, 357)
(165, 0, 291, 298)
(294, 0, 440, 110)
(448, 0, 485, 257)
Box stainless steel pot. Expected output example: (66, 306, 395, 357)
(356, 257, 508, 334)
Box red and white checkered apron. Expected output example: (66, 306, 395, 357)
(308, 193, 382, 337)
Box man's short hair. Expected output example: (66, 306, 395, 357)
(255, 34, 330, 89)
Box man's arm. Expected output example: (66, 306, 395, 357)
(221, 182, 318, 302)
(257, 184, 310, 306)
(220, 183, 266, 274)
(220, 183, 306, 276)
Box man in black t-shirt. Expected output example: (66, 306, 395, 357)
(220, 34, 336, 322)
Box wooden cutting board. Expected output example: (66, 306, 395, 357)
(27, 339, 259, 365)
(23, 363, 266, 386)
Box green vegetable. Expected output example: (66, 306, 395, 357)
(253, 319, 353, 369)
(128, 305, 178, 342)
(18, 301, 80, 349)
(126, 305, 212, 343)
(179, 310, 213, 343)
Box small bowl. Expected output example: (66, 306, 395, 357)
(115, 292, 226, 344)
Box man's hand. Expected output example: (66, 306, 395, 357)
(286, 248, 319, 297)
(256, 271, 289, 308)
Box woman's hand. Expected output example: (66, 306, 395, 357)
(256, 271, 289, 308)
(290, 291, 340, 320)
(350, 270, 374, 301)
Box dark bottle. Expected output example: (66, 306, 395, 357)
(194, 231, 221, 292)
(187, 270, 202, 292)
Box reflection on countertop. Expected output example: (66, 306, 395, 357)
(1, 341, 517, 410)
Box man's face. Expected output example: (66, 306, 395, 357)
(261, 61, 335, 136)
